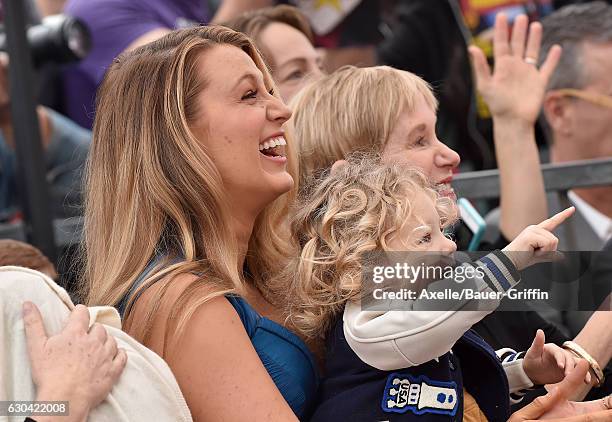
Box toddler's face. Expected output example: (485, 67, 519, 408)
(387, 193, 457, 254)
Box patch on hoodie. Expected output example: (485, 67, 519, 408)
(381, 373, 458, 416)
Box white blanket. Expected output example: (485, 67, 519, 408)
(0, 266, 192, 422)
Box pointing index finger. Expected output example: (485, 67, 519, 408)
(537, 207, 575, 232)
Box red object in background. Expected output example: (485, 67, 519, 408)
(9, 211, 23, 224)
(314, 26, 342, 49)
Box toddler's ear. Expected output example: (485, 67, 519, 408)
(330, 160, 348, 175)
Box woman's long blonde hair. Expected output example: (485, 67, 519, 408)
(83, 25, 296, 348)
(288, 66, 438, 186)
(284, 155, 457, 339)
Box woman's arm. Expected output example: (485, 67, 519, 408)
(575, 305, 612, 373)
(469, 14, 561, 240)
(129, 273, 298, 422)
(566, 303, 612, 400)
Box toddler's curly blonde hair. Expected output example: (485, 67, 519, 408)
(284, 155, 458, 339)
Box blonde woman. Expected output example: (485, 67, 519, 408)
(83, 26, 316, 421)
(290, 13, 555, 241)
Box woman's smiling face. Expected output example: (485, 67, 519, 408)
(382, 95, 461, 200)
(189, 44, 294, 213)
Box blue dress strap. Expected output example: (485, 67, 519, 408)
(117, 255, 177, 318)
(116, 259, 161, 318)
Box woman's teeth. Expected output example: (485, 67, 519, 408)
(259, 136, 287, 151)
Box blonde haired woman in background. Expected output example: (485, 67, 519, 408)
(290, 13, 556, 242)
(83, 25, 317, 421)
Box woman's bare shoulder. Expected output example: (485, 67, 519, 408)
(124, 271, 231, 353)
(125, 272, 297, 420)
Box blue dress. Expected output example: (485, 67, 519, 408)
(225, 295, 319, 419)
(117, 263, 319, 420)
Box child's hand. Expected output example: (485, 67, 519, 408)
(502, 207, 575, 270)
(523, 330, 590, 386)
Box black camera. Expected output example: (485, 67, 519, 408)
(0, 14, 91, 68)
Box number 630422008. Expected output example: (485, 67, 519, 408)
(1, 401, 68, 416)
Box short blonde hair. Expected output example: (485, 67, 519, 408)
(284, 154, 457, 339)
(289, 66, 438, 186)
